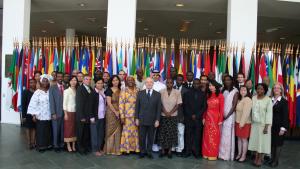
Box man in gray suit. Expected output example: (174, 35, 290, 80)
(49, 72, 64, 152)
(135, 77, 161, 159)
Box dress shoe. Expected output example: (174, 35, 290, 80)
(167, 153, 173, 159)
(147, 153, 153, 159)
(183, 153, 191, 158)
(139, 153, 145, 158)
(54, 148, 61, 153)
(176, 152, 183, 157)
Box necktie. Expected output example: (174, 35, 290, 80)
(60, 85, 64, 95)
(147, 90, 151, 98)
(189, 83, 191, 88)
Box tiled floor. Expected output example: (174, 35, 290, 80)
(0, 124, 299, 169)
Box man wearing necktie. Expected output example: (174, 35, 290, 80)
(183, 71, 194, 89)
(135, 78, 161, 159)
(49, 72, 65, 152)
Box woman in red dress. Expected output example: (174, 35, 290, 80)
(202, 80, 224, 160)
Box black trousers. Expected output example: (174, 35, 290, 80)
(184, 118, 203, 156)
(139, 125, 155, 154)
(77, 121, 91, 153)
(36, 120, 52, 150)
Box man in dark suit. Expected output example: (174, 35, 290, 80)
(135, 77, 161, 159)
(183, 71, 194, 89)
(76, 74, 95, 154)
(183, 78, 207, 158)
(174, 74, 189, 157)
(49, 72, 64, 152)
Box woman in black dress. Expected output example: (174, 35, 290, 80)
(21, 79, 37, 149)
(270, 83, 289, 167)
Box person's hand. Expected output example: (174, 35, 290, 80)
(279, 130, 285, 136)
(202, 119, 205, 125)
(218, 122, 222, 125)
(263, 127, 268, 134)
(239, 124, 244, 128)
(52, 114, 57, 120)
(121, 118, 125, 124)
(64, 115, 69, 121)
(90, 118, 95, 123)
(154, 120, 159, 128)
(32, 116, 37, 122)
(135, 119, 139, 126)
(192, 115, 196, 121)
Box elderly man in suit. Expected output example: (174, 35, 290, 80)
(49, 72, 65, 152)
(76, 74, 95, 154)
(135, 77, 162, 159)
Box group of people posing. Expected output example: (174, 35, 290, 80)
(21, 67, 289, 168)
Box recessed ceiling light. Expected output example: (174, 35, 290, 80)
(216, 31, 222, 34)
(144, 28, 149, 31)
(180, 29, 184, 32)
(277, 0, 300, 2)
(137, 19, 143, 23)
(79, 3, 86, 7)
(280, 37, 286, 40)
(103, 26, 107, 29)
(41, 30, 47, 33)
(87, 17, 96, 22)
(47, 19, 55, 24)
(176, 3, 184, 7)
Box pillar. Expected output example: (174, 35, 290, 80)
(106, 0, 137, 74)
(66, 28, 75, 45)
(227, 0, 258, 77)
(1, 0, 31, 124)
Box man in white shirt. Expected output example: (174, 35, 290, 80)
(135, 68, 145, 91)
(118, 70, 126, 90)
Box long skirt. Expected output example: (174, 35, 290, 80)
(158, 116, 178, 148)
(36, 120, 52, 150)
(120, 117, 140, 153)
(64, 112, 76, 142)
(104, 109, 122, 155)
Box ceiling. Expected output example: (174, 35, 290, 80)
(1, 0, 300, 42)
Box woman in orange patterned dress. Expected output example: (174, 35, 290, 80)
(202, 80, 224, 160)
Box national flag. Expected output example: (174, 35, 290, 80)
(247, 50, 256, 92)
(160, 48, 166, 80)
(289, 55, 296, 128)
(130, 46, 136, 76)
(178, 49, 184, 77)
(195, 52, 201, 79)
(296, 56, 300, 126)
(272, 54, 277, 83)
(267, 51, 274, 88)
(239, 50, 245, 75)
(144, 48, 151, 77)
(258, 53, 267, 83)
(204, 49, 211, 75)
(277, 55, 283, 84)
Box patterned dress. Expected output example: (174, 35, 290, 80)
(219, 88, 238, 161)
(104, 88, 122, 155)
(119, 87, 140, 153)
(202, 93, 224, 160)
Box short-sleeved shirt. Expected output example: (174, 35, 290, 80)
(160, 89, 182, 117)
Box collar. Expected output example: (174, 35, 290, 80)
(272, 96, 282, 102)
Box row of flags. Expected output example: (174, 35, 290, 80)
(8, 37, 300, 128)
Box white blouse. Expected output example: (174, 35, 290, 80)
(63, 87, 76, 112)
(27, 89, 51, 120)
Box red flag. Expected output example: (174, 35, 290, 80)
(259, 54, 267, 83)
(204, 50, 211, 75)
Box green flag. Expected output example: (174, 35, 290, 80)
(130, 48, 136, 76)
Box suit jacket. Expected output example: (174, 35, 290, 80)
(183, 88, 207, 121)
(49, 84, 64, 117)
(272, 98, 289, 130)
(135, 89, 162, 126)
(183, 81, 193, 89)
(76, 84, 96, 121)
(174, 85, 189, 123)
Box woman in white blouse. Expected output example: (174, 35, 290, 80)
(63, 76, 78, 152)
(27, 74, 52, 152)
